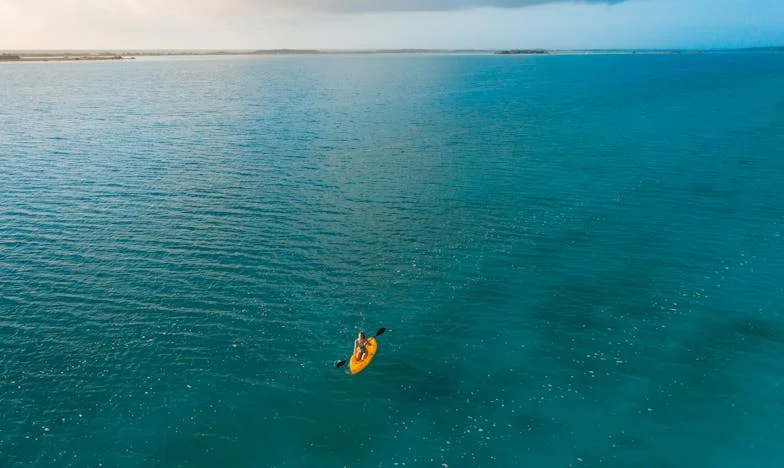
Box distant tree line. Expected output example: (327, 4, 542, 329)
(495, 49, 549, 55)
(0, 53, 21, 61)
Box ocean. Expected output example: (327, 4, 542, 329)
(1, 52, 783, 467)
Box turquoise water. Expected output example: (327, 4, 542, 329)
(1, 53, 783, 467)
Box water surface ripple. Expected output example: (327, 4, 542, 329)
(1, 53, 783, 467)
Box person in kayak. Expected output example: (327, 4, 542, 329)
(354, 331, 369, 361)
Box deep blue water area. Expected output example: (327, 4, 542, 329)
(1, 52, 783, 467)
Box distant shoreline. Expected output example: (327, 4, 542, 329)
(0, 53, 130, 62)
(1, 46, 781, 62)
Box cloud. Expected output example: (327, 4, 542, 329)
(88, 0, 626, 18)
(1, 0, 628, 29)
(227, 0, 627, 14)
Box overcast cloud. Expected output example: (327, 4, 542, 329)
(223, 0, 626, 13)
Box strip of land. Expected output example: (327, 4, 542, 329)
(0, 53, 128, 62)
(1, 46, 782, 62)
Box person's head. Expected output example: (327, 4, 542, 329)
(358, 331, 365, 340)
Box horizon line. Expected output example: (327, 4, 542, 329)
(3, 46, 782, 55)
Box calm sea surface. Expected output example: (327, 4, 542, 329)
(1, 53, 784, 467)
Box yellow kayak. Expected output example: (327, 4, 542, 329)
(349, 337, 377, 375)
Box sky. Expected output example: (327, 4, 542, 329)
(1, 0, 783, 50)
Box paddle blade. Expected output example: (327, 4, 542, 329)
(335, 360, 346, 368)
(374, 327, 386, 337)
